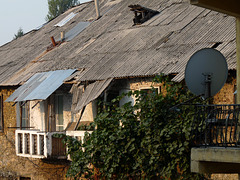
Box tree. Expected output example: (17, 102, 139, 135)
(56, 75, 206, 179)
(13, 28, 24, 40)
(46, 0, 79, 21)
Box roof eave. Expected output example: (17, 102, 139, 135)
(190, 0, 240, 17)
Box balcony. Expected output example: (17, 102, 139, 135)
(15, 130, 66, 159)
(192, 104, 240, 147)
(191, 104, 240, 173)
(15, 130, 93, 159)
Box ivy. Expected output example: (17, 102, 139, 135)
(59, 75, 206, 179)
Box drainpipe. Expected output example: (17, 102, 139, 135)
(94, 0, 101, 19)
(236, 18, 240, 103)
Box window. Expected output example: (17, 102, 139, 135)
(55, 95, 64, 131)
(16, 101, 30, 130)
(140, 87, 160, 99)
(0, 95, 3, 132)
(20, 102, 30, 129)
(46, 94, 65, 132)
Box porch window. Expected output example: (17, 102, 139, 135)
(55, 95, 64, 131)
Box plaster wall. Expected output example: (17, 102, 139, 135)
(30, 101, 44, 131)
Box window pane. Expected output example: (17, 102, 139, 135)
(21, 102, 29, 129)
(58, 96, 63, 126)
(55, 95, 64, 131)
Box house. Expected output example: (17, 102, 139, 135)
(0, 0, 237, 179)
(187, 0, 240, 179)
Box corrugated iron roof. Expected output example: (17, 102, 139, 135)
(54, 12, 76, 27)
(6, 69, 75, 102)
(74, 78, 113, 112)
(65, 21, 91, 41)
(0, 0, 236, 86)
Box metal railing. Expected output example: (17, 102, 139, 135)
(192, 104, 240, 147)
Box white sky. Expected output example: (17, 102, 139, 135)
(0, 0, 91, 46)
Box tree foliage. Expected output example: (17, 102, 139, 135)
(46, 0, 79, 21)
(56, 75, 206, 179)
(13, 27, 24, 40)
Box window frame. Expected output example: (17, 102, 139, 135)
(55, 94, 64, 131)
(19, 101, 30, 130)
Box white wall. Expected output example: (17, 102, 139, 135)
(30, 101, 45, 131)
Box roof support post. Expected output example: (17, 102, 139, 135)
(236, 18, 240, 104)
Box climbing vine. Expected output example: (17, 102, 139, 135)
(57, 75, 205, 179)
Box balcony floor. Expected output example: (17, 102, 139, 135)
(191, 147, 240, 173)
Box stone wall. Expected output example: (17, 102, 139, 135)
(213, 78, 236, 104)
(0, 87, 70, 180)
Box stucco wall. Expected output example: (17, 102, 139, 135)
(0, 88, 69, 180)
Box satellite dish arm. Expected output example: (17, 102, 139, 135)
(169, 94, 203, 111)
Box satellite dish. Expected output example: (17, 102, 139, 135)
(185, 48, 228, 99)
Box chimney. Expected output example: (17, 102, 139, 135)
(50, 36, 56, 46)
(61, 31, 65, 41)
(94, 0, 101, 19)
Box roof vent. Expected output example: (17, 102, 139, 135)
(129, 4, 159, 25)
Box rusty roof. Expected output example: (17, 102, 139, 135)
(0, 0, 236, 85)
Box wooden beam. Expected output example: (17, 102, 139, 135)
(191, 0, 240, 17)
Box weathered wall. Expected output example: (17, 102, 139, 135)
(119, 78, 162, 106)
(63, 93, 73, 129)
(0, 87, 70, 180)
(213, 77, 236, 104)
(30, 101, 44, 131)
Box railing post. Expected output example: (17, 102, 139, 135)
(37, 134, 41, 155)
(44, 134, 48, 158)
(15, 131, 19, 154)
(30, 133, 33, 155)
(22, 133, 26, 155)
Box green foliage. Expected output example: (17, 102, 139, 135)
(61, 75, 205, 179)
(13, 27, 24, 40)
(46, 0, 79, 21)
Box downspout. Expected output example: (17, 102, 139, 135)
(94, 0, 101, 19)
(236, 18, 240, 103)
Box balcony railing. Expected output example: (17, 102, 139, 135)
(66, 130, 93, 142)
(15, 130, 66, 159)
(192, 104, 240, 147)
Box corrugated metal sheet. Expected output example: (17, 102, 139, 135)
(65, 21, 91, 41)
(6, 69, 75, 102)
(55, 12, 76, 27)
(0, 0, 237, 86)
(74, 78, 113, 113)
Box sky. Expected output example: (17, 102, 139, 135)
(0, 0, 91, 46)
